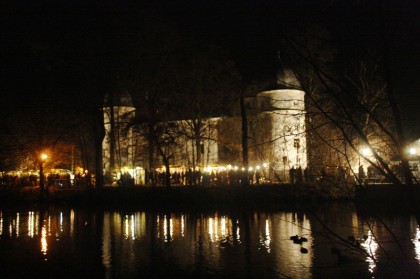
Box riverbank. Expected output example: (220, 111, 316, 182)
(0, 184, 345, 210)
(354, 183, 420, 213)
(1, 184, 419, 212)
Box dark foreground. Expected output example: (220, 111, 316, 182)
(0, 184, 336, 209)
(1, 197, 419, 278)
(1, 183, 420, 213)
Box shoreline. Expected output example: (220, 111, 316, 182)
(0, 184, 418, 213)
(0, 184, 344, 209)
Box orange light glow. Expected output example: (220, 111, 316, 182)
(40, 153, 48, 161)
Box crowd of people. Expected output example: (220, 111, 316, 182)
(1, 165, 374, 188)
(0, 171, 94, 188)
(0, 173, 39, 187)
(145, 168, 266, 186)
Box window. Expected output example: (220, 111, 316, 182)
(294, 138, 300, 148)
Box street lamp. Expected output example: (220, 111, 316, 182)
(41, 153, 48, 161)
(361, 147, 372, 157)
(39, 153, 48, 191)
(409, 147, 416, 155)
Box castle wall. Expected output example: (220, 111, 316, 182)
(257, 89, 307, 182)
(102, 88, 307, 185)
(169, 118, 219, 168)
(103, 106, 139, 183)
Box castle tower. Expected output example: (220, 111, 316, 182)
(103, 92, 144, 185)
(256, 62, 307, 182)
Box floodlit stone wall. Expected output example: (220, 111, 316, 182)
(256, 89, 307, 181)
(102, 88, 307, 184)
(102, 106, 136, 175)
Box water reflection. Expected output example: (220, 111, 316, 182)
(102, 212, 112, 279)
(41, 225, 48, 257)
(28, 211, 35, 237)
(261, 219, 271, 253)
(415, 224, 420, 262)
(360, 229, 379, 273)
(0, 206, 418, 278)
(96, 211, 316, 278)
(162, 214, 173, 242)
(16, 213, 19, 237)
(70, 209, 74, 236)
(0, 210, 2, 236)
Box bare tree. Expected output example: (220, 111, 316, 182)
(171, 44, 242, 170)
(271, 1, 420, 210)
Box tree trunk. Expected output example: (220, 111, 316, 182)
(240, 90, 249, 186)
(39, 163, 46, 201)
(109, 105, 115, 170)
(148, 123, 156, 187)
(94, 108, 105, 188)
(194, 120, 202, 168)
(383, 48, 413, 186)
(164, 159, 171, 189)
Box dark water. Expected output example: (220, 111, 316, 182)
(0, 204, 419, 279)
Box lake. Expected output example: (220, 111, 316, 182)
(0, 203, 419, 278)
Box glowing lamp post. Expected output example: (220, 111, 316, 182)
(361, 147, 372, 157)
(409, 148, 416, 155)
(39, 153, 48, 191)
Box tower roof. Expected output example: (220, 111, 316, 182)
(104, 91, 133, 107)
(275, 50, 302, 90)
(276, 67, 302, 90)
(258, 51, 302, 92)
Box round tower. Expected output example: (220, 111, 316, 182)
(103, 92, 144, 185)
(256, 65, 307, 182)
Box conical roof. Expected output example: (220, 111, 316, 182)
(275, 51, 301, 90)
(104, 91, 134, 107)
(276, 67, 302, 90)
(260, 51, 302, 92)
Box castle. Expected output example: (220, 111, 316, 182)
(102, 67, 307, 185)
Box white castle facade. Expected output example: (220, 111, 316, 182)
(102, 68, 307, 185)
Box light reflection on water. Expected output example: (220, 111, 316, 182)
(0, 206, 419, 278)
(415, 225, 420, 262)
(102, 212, 112, 279)
(41, 225, 48, 257)
(360, 229, 379, 274)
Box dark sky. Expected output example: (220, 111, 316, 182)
(0, 0, 419, 106)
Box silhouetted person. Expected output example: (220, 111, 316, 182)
(304, 167, 309, 183)
(256, 170, 261, 184)
(296, 166, 303, 185)
(358, 165, 365, 183)
(289, 167, 295, 185)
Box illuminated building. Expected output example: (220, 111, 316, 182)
(102, 92, 145, 185)
(244, 66, 307, 181)
(102, 67, 307, 185)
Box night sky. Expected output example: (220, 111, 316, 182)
(0, 0, 419, 121)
